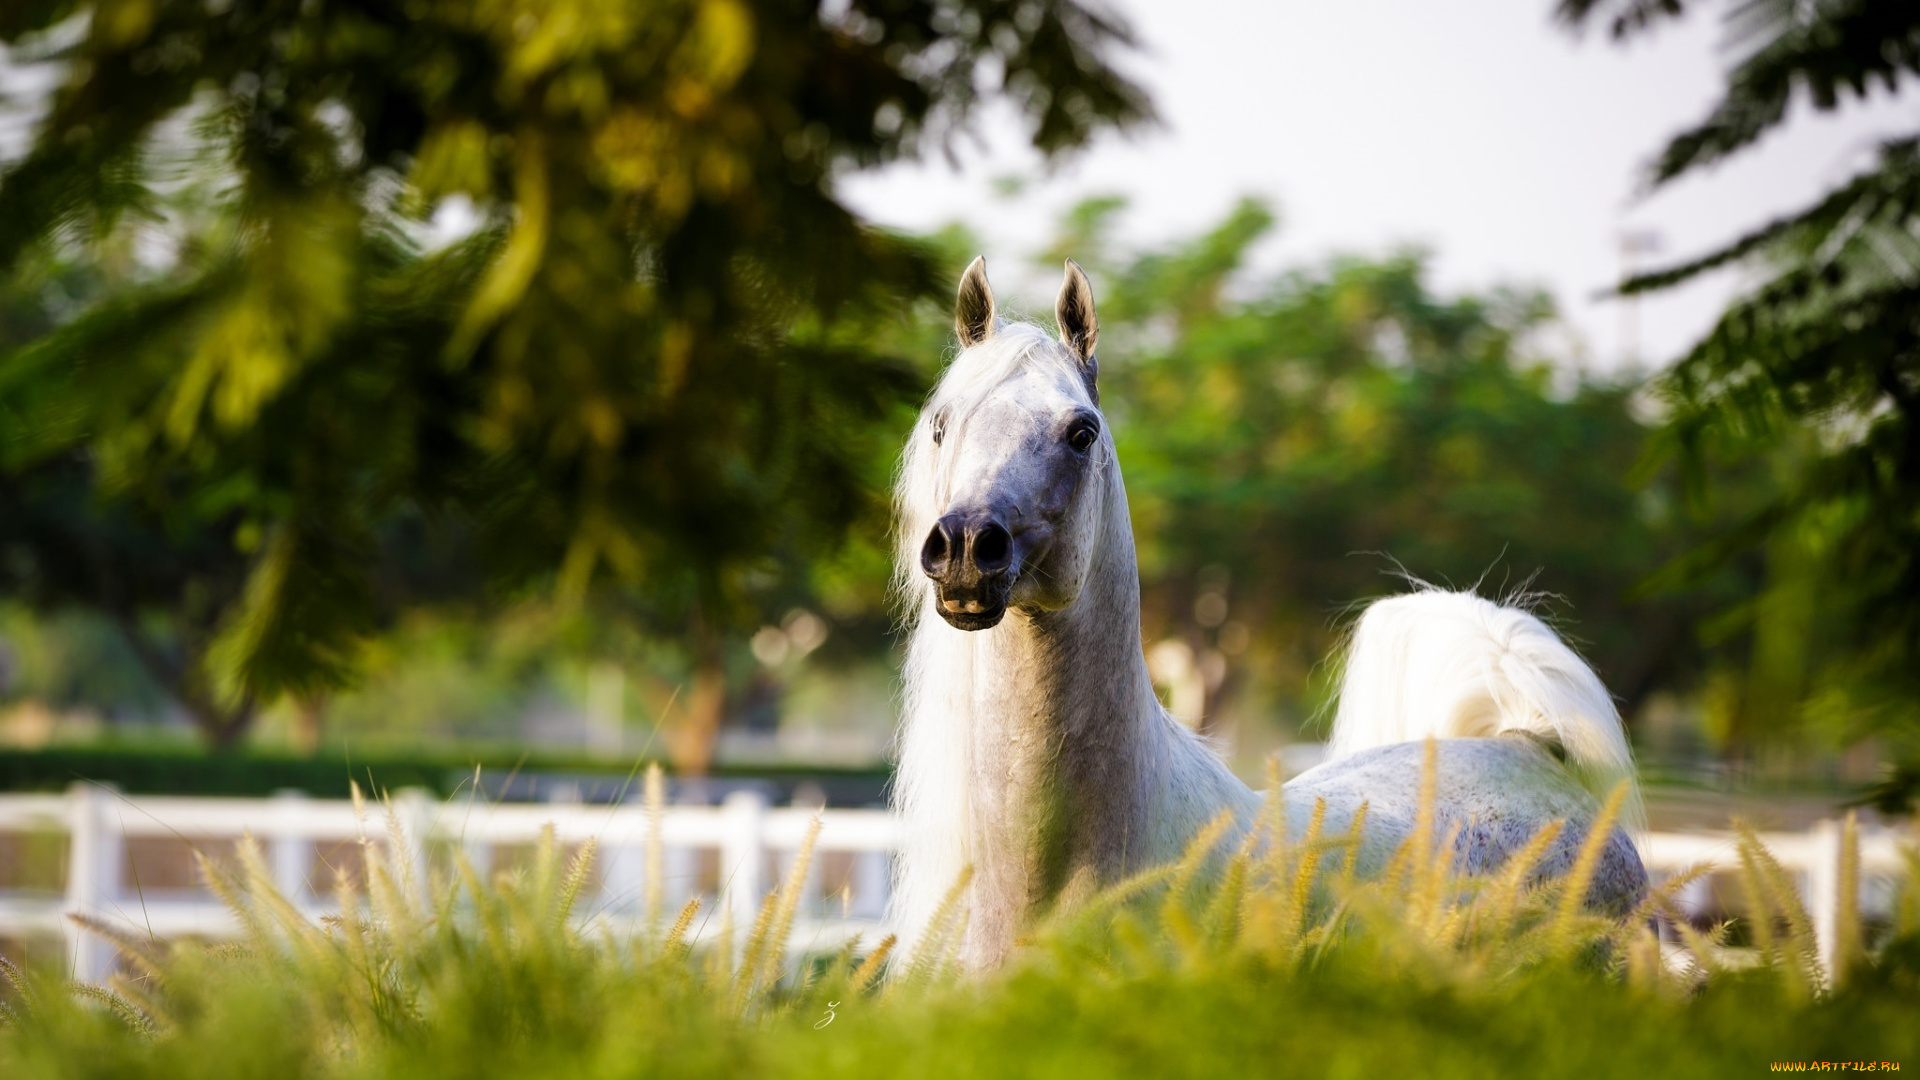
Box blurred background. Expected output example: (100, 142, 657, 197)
(0, 0, 1915, 831)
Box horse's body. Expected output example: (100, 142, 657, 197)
(891, 259, 1646, 969)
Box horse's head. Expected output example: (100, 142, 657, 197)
(899, 256, 1109, 632)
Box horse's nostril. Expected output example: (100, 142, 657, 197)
(920, 523, 952, 576)
(972, 522, 1012, 572)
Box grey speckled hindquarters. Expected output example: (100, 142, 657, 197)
(1279, 737, 1648, 914)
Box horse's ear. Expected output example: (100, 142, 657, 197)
(1056, 258, 1099, 396)
(956, 256, 995, 348)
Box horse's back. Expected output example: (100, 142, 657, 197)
(1280, 737, 1647, 912)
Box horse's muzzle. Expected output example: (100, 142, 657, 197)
(922, 511, 1015, 631)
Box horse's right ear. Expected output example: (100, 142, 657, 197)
(956, 255, 995, 348)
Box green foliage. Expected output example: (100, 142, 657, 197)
(0, 0, 1149, 741)
(2, 763, 1917, 1078)
(1560, 0, 1920, 797)
(0, 744, 884, 799)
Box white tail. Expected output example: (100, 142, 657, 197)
(1326, 589, 1643, 833)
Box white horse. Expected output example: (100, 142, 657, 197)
(889, 256, 1647, 970)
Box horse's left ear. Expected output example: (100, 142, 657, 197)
(956, 256, 996, 348)
(1056, 258, 1099, 400)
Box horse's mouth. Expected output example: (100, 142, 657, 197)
(937, 604, 1006, 631)
(934, 588, 1009, 631)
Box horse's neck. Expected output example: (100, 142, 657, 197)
(966, 535, 1157, 886)
(942, 471, 1255, 965)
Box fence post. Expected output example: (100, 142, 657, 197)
(393, 788, 436, 909)
(663, 840, 697, 916)
(456, 787, 494, 885)
(851, 850, 890, 920)
(719, 789, 769, 954)
(599, 802, 644, 920)
(1678, 874, 1712, 923)
(271, 790, 315, 908)
(64, 782, 120, 983)
(1807, 818, 1842, 982)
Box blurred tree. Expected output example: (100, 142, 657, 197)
(1059, 197, 1715, 738)
(0, 0, 1149, 756)
(1560, 0, 1920, 804)
(286, 224, 978, 766)
(0, 255, 262, 737)
(0, 604, 174, 727)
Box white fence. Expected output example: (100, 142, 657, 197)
(0, 784, 1910, 981)
(0, 784, 900, 981)
(1642, 825, 1910, 972)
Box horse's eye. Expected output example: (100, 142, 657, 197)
(1068, 424, 1097, 453)
(931, 415, 946, 446)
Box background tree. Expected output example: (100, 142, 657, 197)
(0, 0, 1149, 756)
(1560, 0, 1920, 804)
(1055, 196, 1723, 740)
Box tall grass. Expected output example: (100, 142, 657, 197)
(2, 757, 1916, 1079)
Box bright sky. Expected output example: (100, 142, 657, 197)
(840, 0, 1917, 374)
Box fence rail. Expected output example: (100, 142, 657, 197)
(0, 785, 1910, 981)
(0, 784, 901, 981)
